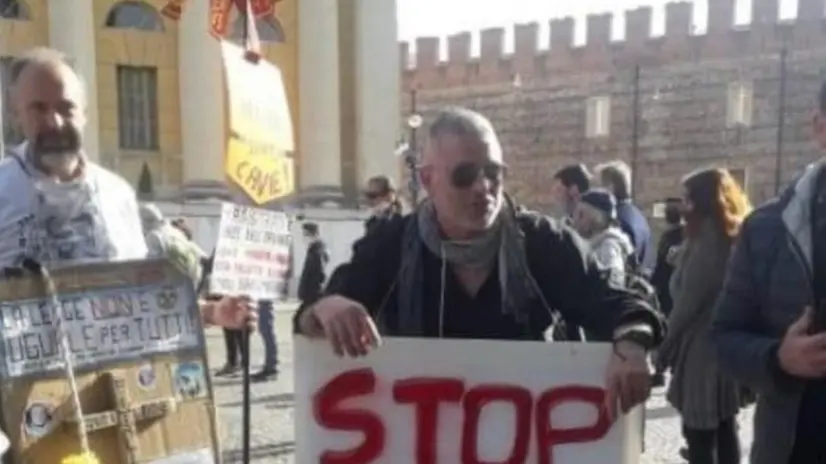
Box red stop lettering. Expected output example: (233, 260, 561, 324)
(313, 368, 613, 463)
(313, 368, 385, 463)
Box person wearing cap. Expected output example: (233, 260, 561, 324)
(572, 188, 635, 286)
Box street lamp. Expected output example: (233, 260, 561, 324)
(405, 89, 422, 205)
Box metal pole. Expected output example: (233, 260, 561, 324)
(774, 46, 788, 195)
(630, 64, 641, 201)
(407, 90, 419, 205)
(0, 62, 5, 158)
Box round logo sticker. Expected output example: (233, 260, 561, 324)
(23, 401, 55, 438)
(137, 364, 156, 390)
(172, 361, 206, 400)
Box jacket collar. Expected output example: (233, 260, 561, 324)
(781, 159, 826, 270)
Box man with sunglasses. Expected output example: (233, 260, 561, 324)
(294, 107, 664, 421)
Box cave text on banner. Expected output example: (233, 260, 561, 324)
(222, 41, 295, 205)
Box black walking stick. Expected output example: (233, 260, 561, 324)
(242, 324, 251, 463)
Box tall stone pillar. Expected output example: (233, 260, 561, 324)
(48, 0, 101, 162)
(177, 0, 227, 195)
(353, 0, 401, 187)
(298, 0, 343, 192)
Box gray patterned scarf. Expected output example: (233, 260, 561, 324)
(393, 199, 539, 336)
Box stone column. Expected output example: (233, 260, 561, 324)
(178, 0, 226, 191)
(48, 0, 101, 162)
(298, 0, 342, 191)
(353, 0, 401, 187)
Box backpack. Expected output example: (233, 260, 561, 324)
(624, 254, 661, 314)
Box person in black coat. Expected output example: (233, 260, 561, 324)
(294, 107, 664, 420)
(363, 175, 403, 233)
(651, 198, 684, 316)
(298, 222, 329, 305)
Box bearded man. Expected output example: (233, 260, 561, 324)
(295, 107, 665, 419)
(0, 47, 252, 328)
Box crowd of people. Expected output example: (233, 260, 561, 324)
(295, 76, 826, 463)
(7, 41, 826, 463)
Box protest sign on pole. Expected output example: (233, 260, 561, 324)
(0, 260, 219, 464)
(222, 41, 295, 205)
(209, 202, 291, 302)
(295, 337, 643, 463)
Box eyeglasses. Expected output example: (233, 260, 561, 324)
(364, 191, 384, 200)
(450, 161, 507, 189)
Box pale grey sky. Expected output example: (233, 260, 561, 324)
(397, 0, 797, 52)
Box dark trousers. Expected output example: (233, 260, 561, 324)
(223, 329, 246, 366)
(682, 418, 740, 464)
(258, 301, 278, 370)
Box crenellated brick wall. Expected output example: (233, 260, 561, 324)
(398, 0, 826, 219)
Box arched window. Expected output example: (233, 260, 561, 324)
(229, 14, 285, 44)
(0, 0, 30, 20)
(105, 1, 164, 32)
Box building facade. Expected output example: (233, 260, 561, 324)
(399, 0, 826, 216)
(0, 0, 401, 205)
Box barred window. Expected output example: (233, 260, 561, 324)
(585, 95, 611, 138)
(0, 56, 22, 146)
(116, 66, 159, 150)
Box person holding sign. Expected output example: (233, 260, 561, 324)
(295, 108, 665, 421)
(0, 47, 255, 331)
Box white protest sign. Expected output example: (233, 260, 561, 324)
(210, 202, 291, 301)
(0, 282, 199, 379)
(295, 337, 642, 464)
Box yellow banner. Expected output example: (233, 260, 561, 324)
(221, 41, 295, 204)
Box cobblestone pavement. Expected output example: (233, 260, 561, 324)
(209, 306, 755, 463)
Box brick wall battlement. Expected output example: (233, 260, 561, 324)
(400, 0, 825, 89)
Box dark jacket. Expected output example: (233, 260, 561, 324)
(617, 200, 653, 272)
(712, 162, 824, 464)
(296, 210, 664, 345)
(298, 239, 329, 303)
(650, 226, 683, 315)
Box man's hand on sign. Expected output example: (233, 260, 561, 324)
(304, 295, 381, 357)
(202, 296, 258, 330)
(603, 340, 651, 422)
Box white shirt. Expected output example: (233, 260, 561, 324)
(0, 146, 147, 268)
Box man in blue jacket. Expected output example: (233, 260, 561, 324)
(713, 81, 826, 463)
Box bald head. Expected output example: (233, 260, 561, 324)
(10, 47, 87, 177)
(10, 47, 86, 108)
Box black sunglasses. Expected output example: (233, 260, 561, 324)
(450, 162, 507, 189)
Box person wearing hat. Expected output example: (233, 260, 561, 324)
(572, 188, 635, 286)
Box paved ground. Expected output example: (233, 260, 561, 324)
(209, 305, 755, 463)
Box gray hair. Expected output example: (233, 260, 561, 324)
(426, 107, 502, 159)
(595, 160, 632, 200)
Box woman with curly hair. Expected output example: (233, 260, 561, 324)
(657, 167, 752, 463)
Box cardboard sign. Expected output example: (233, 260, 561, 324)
(295, 337, 643, 464)
(222, 41, 296, 205)
(209, 202, 290, 301)
(0, 260, 219, 464)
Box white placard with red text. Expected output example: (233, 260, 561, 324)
(209, 202, 290, 301)
(294, 337, 643, 464)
